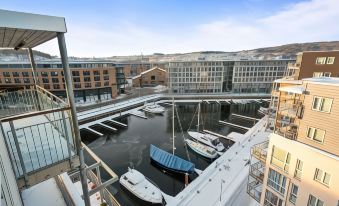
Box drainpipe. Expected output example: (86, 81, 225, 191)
(57, 32, 91, 206)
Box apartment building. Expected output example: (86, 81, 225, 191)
(166, 61, 234, 93)
(232, 60, 294, 94)
(132, 67, 167, 87)
(248, 77, 339, 206)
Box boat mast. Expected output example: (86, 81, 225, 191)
(197, 101, 200, 132)
(172, 97, 175, 155)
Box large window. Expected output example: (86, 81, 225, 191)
(72, 71, 80, 76)
(289, 184, 298, 204)
(264, 189, 283, 206)
(22, 72, 29, 77)
(294, 159, 303, 180)
(312, 96, 333, 113)
(271, 146, 291, 172)
(84, 77, 91, 82)
(314, 168, 331, 186)
(267, 169, 287, 195)
(326, 57, 335, 64)
(307, 127, 325, 143)
(315, 57, 326, 65)
(50, 71, 58, 76)
(83, 71, 90, 76)
(3, 72, 10, 77)
(308, 194, 324, 206)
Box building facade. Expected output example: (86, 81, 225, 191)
(232, 60, 294, 94)
(248, 77, 339, 206)
(166, 61, 234, 93)
(132, 67, 167, 87)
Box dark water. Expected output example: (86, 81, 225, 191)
(80, 102, 266, 206)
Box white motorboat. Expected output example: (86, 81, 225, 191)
(120, 168, 163, 204)
(187, 131, 225, 152)
(185, 139, 218, 159)
(143, 102, 165, 114)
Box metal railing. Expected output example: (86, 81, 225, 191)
(0, 86, 76, 182)
(251, 141, 269, 162)
(247, 180, 262, 203)
(249, 161, 265, 182)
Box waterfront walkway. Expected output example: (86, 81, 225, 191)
(167, 116, 269, 206)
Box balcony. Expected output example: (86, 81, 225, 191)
(251, 141, 269, 163)
(247, 179, 262, 203)
(249, 161, 265, 182)
(275, 124, 298, 140)
(0, 86, 79, 189)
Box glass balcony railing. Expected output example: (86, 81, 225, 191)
(251, 141, 269, 162)
(0, 86, 78, 188)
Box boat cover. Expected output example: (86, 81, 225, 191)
(150, 144, 195, 174)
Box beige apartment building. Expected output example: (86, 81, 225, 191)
(132, 67, 167, 87)
(248, 77, 339, 206)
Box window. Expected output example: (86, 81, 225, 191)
(44, 84, 50, 89)
(307, 127, 325, 143)
(5, 78, 11, 83)
(84, 77, 91, 82)
(50, 71, 58, 76)
(327, 57, 335, 64)
(267, 169, 287, 195)
(308, 194, 324, 206)
(93, 70, 100, 75)
(22, 72, 29, 77)
(95, 82, 101, 87)
(94, 76, 100, 81)
(271, 146, 291, 172)
(53, 84, 60, 89)
(103, 70, 108, 75)
(313, 72, 331, 77)
(289, 184, 298, 204)
(12, 72, 20, 77)
(83, 71, 90, 76)
(23, 78, 30, 83)
(74, 83, 81, 88)
(103, 76, 109, 80)
(14, 78, 21, 83)
(294, 159, 303, 180)
(316, 57, 326, 65)
(312, 96, 333, 113)
(73, 77, 80, 82)
(85, 83, 91, 88)
(104, 81, 109, 86)
(41, 72, 48, 77)
(42, 78, 49, 83)
(314, 168, 331, 186)
(264, 189, 283, 206)
(151, 75, 156, 80)
(3, 72, 10, 77)
(52, 78, 59, 83)
(72, 71, 80, 76)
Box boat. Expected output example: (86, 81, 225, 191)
(150, 144, 195, 174)
(143, 102, 165, 114)
(187, 102, 225, 152)
(184, 139, 217, 159)
(120, 168, 163, 204)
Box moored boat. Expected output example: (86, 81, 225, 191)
(119, 168, 163, 204)
(185, 139, 218, 159)
(143, 102, 165, 114)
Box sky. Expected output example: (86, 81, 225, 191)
(2, 0, 339, 57)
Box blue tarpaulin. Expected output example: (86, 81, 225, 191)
(150, 144, 195, 174)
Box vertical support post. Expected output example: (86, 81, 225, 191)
(28, 48, 42, 111)
(184, 173, 188, 187)
(95, 166, 104, 204)
(57, 33, 91, 206)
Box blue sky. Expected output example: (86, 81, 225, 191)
(2, 0, 339, 56)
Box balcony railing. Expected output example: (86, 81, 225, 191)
(249, 161, 265, 182)
(0, 86, 78, 189)
(247, 179, 262, 203)
(275, 124, 298, 140)
(251, 141, 269, 162)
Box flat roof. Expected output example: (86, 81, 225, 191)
(302, 77, 339, 86)
(0, 9, 66, 48)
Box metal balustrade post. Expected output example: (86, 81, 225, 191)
(28, 48, 42, 111)
(9, 121, 28, 186)
(57, 32, 90, 206)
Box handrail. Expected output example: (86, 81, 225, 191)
(0, 106, 70, 122)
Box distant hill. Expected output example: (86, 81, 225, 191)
(0, 49, 53, 62)
(1, 41, 339, 62)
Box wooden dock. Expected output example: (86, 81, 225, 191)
(219, 120, 250, 130)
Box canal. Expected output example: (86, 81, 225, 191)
(80, 101, 266, 205)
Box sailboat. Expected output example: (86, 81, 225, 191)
(120, 167, 164, 204)
(143, 102, 165, 114)
(150, 98, 197, 175)
(188, 102, 225, 152)
(184, 139, 217, 159)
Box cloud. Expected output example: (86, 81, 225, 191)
(36, 0, 339, 57)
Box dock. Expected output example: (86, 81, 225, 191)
(219, 120, 250, 130)
(107, 119, 128, 127)
(231, 113, 260, 121)
(130, 111, 147, 119)
(83, 127, 104, 136)
(98, 123, 117, 131)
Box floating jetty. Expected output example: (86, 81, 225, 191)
(219, 120, 250, 130)
(231, 113, 260, 121)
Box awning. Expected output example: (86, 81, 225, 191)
(279, 85, 305, 94)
